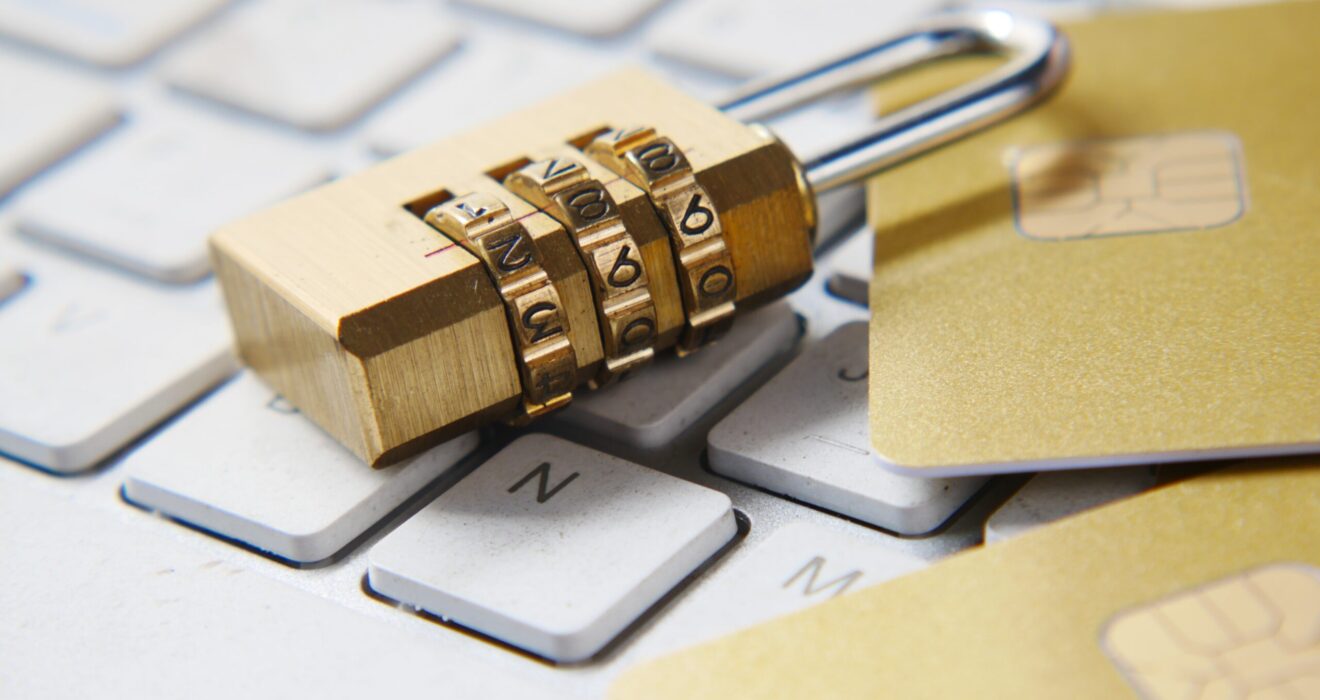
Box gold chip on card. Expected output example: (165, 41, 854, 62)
(1012, 131, 1247, 240)
(1102, 563, 1320, 699)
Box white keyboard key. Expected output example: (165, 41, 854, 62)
(123, 372, 478, 563)
(0, 244, 236, 473)
(0, 0, 227, 67)
(0, 265, 24, 302)
(555, 301, 798, 452)
(709, 322, 986, 535)
(648, 0, 945, 78)
(0, 48, 117, 197)
(368, 434, 736, 662)
(368, 33, 614, 156)
(640, 522, 924, 655)
(954, 0, 1104, 21)
(164, 0, 459, 131)
(15, 108, 328, 283)
(458, 0, 667, 37)
(984, 467, 1157, 543)
(0, 469, 545, 699)
(825, 225, 871, 304)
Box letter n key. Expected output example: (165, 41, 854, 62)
(508, 461, 580, 503)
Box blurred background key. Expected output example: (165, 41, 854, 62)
(0, 0, 228, 67)
(13, 106, 329, 283)
(648, 0, 946, 78)
(0, 242, 235, 473)
(983, 467, 1158, 543)
(367, 32, 613, 156)
(824, 226, 871, 306)
(163, 0, 460, 131)
(456, 0, 670, 37)
(0, 46, 117, 197)
(123, 372, 479, 564)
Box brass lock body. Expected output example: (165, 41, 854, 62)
(211, 69, 814, 467)
(210, 11, 1067, 467)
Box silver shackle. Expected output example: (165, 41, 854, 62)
(719, 9, 1070, 193)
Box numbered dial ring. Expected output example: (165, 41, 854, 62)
(425, 193, 576, 417)
(586, 127, 735, 356)
(505, 156, 659, 386)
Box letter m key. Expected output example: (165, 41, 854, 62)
(782, 556, 863, 598)
(508, 461, 580, 504)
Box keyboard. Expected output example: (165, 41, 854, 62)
(0, 0, 1255, 696)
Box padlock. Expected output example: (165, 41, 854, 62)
(209, 10, 1068, 467)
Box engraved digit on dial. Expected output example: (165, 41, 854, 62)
(679, 193, 713, 236)
(621, 316, 655, 347)
(521, 301, 563, 343)
(457, 201, 488, 218)
(637, 142, 678, 174)
(566, 187, 609, 222)
(485, 232, 532, 272)
(543, 158, 575, 179)
(607, 245, 641, 288)
(698, 265, 732, 298)
(504, 155, 661, 386)
(585, 127, 736, 355)
(423, 192, 577, 418)
(536, 370, 573, 397)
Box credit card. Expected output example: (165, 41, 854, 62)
(864, 1, 1320, 476)
(611, 457, 1320, 698)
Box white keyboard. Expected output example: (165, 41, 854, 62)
(0, 0, 1239, 696)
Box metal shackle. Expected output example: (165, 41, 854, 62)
(720, 9, 1070, 194)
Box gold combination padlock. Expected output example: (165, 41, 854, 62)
(210, 11, 1068, 466)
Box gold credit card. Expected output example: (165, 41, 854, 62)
(865, 1, 1320, 476)
(610, 458, 1320, 699)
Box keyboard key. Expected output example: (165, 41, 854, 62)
(984, 467, 1156, 543)
(457, 0, 667, 37)
(0, 0, 227, 67)
(122, 372, 478, 563)
(554, 301, 798, 452)
(164, 0, 459, 131)
(368, 434, 737, 662)
(647, 0, 944, 78)
(824, 225, 871, 305)
(954, 0, 1104, 21)
(0, 467, 546, 699)
(640, 522, 924, 655)
(812, 187, 866, 250)
(0, 48, 117, 197)
(708, 322, 986, 535)
(14, 107, 328, 283)
(611, 462, 1320, 700)
(367, 33, 614, 156)
(0, 243, 236, 473)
